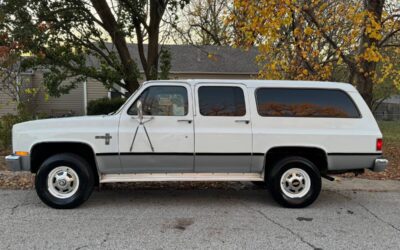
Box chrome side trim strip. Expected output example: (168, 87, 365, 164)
(327, 153, 382, 156)
(100, 173, 263, 183)
(96, 152, 266, 156)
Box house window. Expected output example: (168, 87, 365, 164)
(108, 81, 128, 99)
(109, 89, 123, 99)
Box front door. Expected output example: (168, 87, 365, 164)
(118, 83, 194, 173)
(194, 83, 253, 172)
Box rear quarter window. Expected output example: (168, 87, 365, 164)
(255, 88, 360, 118)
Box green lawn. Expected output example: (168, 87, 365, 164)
(378, 121, 400, 145)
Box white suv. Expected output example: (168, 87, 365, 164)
(6, 80, 388, 208)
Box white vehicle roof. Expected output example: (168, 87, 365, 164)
(145, 79, 357, 92)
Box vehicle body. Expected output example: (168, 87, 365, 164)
(5, 80, 388, 208)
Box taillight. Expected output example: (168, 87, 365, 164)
(376, 138, 383, 151)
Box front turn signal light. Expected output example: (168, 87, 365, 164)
(15, 151, 29, 156)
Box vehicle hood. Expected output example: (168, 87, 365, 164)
(12, 115, 121, 152)
(13, 115, 112, 132)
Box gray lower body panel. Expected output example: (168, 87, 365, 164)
(195, 155, 251, 173)
(96, 154, 261, 174)
(120, 155, 194, 173)
(251, 155, 265, 173)
(327, 154, 382, 171)
(96, 155, 122, 174)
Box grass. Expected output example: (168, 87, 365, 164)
(378, 121, 400, 145)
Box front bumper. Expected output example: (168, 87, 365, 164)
(371, 158, 388, 172)
(5, 155, 30, 171)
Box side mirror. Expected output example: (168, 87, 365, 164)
(136, 100, 143, 122)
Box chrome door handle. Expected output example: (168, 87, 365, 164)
(235, 120, 250, 124)
(177, 119, 192, 124)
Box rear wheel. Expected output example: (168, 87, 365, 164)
(35, 153, 95, 209)
(268, 156, 321, 208)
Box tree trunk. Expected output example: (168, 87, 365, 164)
(134, 23, 150, 80)
(146, 0, 166, 80)
(91, 0, 139, 94)
(354, 0, 384, 108)
(354, 72, 374, 107)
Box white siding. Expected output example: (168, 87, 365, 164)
(32, 73, 85, 116)
(87, 78, 108, 102)
(0, 93, 18, 116)
(0, 74, 34, 116)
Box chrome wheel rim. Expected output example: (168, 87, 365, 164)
(280, 168, 311, 198)
(47, 166, 79, 199)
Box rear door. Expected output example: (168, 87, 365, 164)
(194, 83, 253, 172)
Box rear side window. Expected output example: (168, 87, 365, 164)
(256, 88, 360, 118)
(198, 86, 246, 116)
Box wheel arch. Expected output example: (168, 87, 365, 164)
(30, 141, 100, 185)
(264, 146, 328, 179)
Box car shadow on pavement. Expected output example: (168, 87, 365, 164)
(80, 187, 347, 210)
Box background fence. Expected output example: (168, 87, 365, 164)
(374, 102, 400, 121)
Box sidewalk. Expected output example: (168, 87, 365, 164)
(323, 177, 400, 192)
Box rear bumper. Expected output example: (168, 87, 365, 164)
(371, 158, 388, 172)
(5, 155, 30, 171)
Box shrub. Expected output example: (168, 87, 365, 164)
(0, 111, 75, 150)
(87, 97, 125, 115)
(0, 114, 31, 150)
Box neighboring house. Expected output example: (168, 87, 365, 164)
(0, 91, 18, 115)
(374, 95, 400, 120)
(0, 45, 259, 117)
(0, 69, 35, 115)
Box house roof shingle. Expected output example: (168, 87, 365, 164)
(87, 44, 259, 74)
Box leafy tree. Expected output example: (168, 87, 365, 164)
(169, 0, 233, 45)
(229, 0, 400, 107)
(158, 47, 171, 79)
(0, 39, 39, 114)
(0, 0, 188, 97)
(372, 46, 400, 111)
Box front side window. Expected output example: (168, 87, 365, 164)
(256, 88, 360, 118)
(128, 86, 188, 116)
(198, 86, 246, 116)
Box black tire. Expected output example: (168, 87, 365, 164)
(35, 153, 95, 209)
(267, 156, 321, 208)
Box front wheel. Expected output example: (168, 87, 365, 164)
(268, 156, 321, 208)
(35, 153, 95, 209)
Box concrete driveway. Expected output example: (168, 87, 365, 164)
(0, 179, 399, 250)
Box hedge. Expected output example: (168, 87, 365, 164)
(87, 97, 125, 115)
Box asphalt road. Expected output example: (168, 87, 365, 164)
(0, 181, 399, 250)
